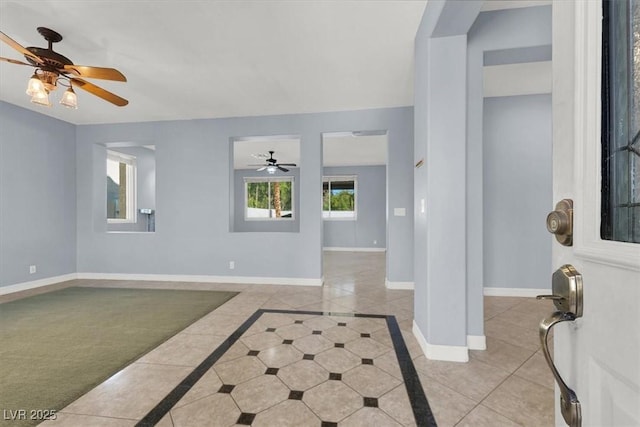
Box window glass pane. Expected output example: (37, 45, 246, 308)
(107, 158, 127, 219)
(602, 0, 640, 243)
(246, 180, 292, 219)
(322, 177, 356, 219)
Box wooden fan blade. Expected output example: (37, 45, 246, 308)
(64, 65, 126, 82)
(71, 78, 128, 107)
(0, 56, 35, 66)
(0, 31, 44, 64)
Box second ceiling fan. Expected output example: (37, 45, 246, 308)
(250, 151, 297, 174)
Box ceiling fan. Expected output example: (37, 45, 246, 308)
(0, 27, 127, 108)
(250, 151, 297, 174)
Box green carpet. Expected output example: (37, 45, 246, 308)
(0, 286, 237, 427)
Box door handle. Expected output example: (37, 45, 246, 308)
(537, 264, 584, 427)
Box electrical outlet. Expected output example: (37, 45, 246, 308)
(29, 265, 36, 274)
(229, 261, 235, 270)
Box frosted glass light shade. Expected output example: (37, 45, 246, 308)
(60, 87, 78, 109)
(31, 90, 51, 107)
(26, 74, 45, 96)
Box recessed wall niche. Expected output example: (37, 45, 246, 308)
(230, 136, 300, 233)
(102, 143, 156, 233)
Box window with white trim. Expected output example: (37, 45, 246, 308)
(245, 177, 294, 220)
(107, 150, 136, 223)
(322, 176, 357, 220)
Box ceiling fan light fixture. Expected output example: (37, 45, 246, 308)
(26, 73, 45, 96)
(266, 165, 277, 174)
(60, 86, 78, 109)
(30, 89, 51, 107)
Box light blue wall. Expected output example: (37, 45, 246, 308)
(483, 95, 552, 289)
(0, 101, 77, 287)
(76, 107, 413, 282)
(414, 2, 550, 352)
(233, 167, 300, 233)
(322, 165, 386, 249)
(466, 5, 552, 336)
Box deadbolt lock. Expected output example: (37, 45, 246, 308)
(547, 199, 573, 246)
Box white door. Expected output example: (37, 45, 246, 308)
(552, 1, 640, 426)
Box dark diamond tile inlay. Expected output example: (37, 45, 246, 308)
(247, 350, 260, 356)
(361, 333, 371, 338)
(265, 367, 279, 375)
(362, 358, 374, 365)
(334, 343, 345, 348)
(237, 412, 256, 425)
(266, 327, 276, 332)
(329, 372, 342, 381)
(218, 384, 235, 394)
(312, 330, 322, 335)
(288, 390, 304, 400)
(294, 320, 304, 324)
(364, 397, 379, 408)
(321, 422, 338, 427)
(338, 322, 347, 327)
(283, 339, 294, 345)
(303, 354, 315, 360)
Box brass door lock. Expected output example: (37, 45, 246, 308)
(547, 199, 573, 246)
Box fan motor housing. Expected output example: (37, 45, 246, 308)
(25, 47, 73, 70)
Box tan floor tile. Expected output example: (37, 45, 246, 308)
(485, 317, 541, 351)
(322, 325, 361, 343)
(416, 374, 476, 427)
(342, 365, 402, 397)
(314, 347, 362, 373)
(41, 413, 136, 427)
(292, 334, 334, 354)
(303, 380, 363, 422)
(345, 337, 391, 358)
(275, 323, 313, 340)
(374, 350, 403, 380)
(240, 330, 285, 351)
(62, 363, 192, 420)
(341, 407, 403, 427)
(215, 340, 250, 364)
(277, 359, 329, 390)
(257, 344, 302, 368)
(171, 393, 240, 427)
(180, 313, 248, 336)
(456, 404, 520, 427)
(302, 316, 339, 331)
(155, 413, 174, 427)
(174, 368, 222, 409)
(136, 333, 226, 367)
(258, 312, 297, 328)
(231, 375, 289, 413)
(514, 350, 555, 390)
(296, 300, 353, 313)
(413, 356, 510, 403)
(469, 336, 536, 373)
(252, 400, 320, 427)
(483, 376, 554, 427)
(378, 385, 417, 426)
(213, 355, 266, 385)
(370, 327, 394, 347)
(271, 292, 324, 308)
(345, 317, 387, 334)
(401, 330, 424, 360)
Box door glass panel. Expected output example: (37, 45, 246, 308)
(602, 0, 640, 243)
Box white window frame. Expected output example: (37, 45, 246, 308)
(107, 150, 137, 224)
(322, 175, 357, 221)
(244, 176, 295, 221)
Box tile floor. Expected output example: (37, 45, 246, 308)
(17, 251, 555, 426)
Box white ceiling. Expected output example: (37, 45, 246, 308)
(480, 0, 551, 12)
(233, 137, 300, 170)
(323, 133, 387, 167)
(0, 1, 427, 125)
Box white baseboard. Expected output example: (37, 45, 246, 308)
(483, 287, 550, 297)
(412, 320, 469, 362)
(0, 273, 78, 296)
(77, 272, 323, 287)
(467, 334, 487, 350)
(323, 247, 386, 253)
(385, 278, 414, 290)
